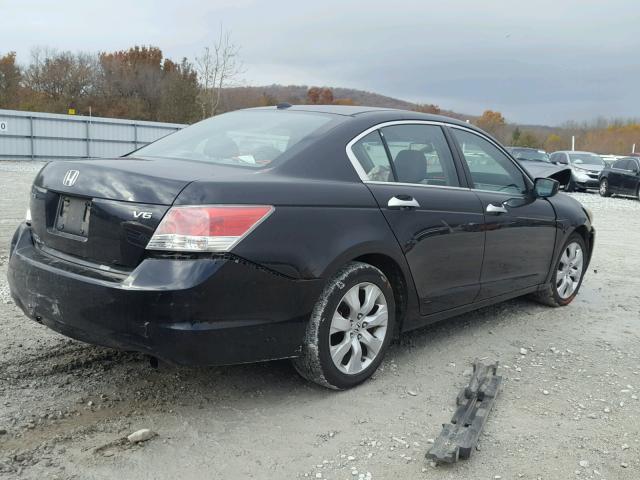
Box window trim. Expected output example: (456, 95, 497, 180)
(345, 120, 533, 194)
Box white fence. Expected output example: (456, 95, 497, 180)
(0, 109, 185, 162)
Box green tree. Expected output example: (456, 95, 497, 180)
(0, 52, 22, 109)
(511, 127, 521, 145)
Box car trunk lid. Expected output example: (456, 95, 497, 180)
(29, 157, 221, 269)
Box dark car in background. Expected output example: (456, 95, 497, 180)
(598, 157, 640, 200)
(549, 151, 606, 192)
(8, 105, 595, 389)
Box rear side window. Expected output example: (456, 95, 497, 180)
(451, 128, 527, 195)
(350, 131, 394, 182)
(132, 110, 338, 168)
(381, 125, 459, 186)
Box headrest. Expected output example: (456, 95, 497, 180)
(204, 136, 239, 159)
(395, 150, 426, 183)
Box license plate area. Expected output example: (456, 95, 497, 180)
(55, 195, 91, 238)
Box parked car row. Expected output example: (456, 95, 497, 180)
(506, 147, 640, 200)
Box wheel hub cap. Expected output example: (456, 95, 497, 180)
(329, 282, 388, 375)
(555, 242, 584, 299)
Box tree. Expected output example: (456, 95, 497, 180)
(413, 103, 441, 115)
(23, 48, 97, 113)
(517, 131, 540, 148)
(511, 127, 521, 145)
(475, 110, 506, 139)
(306, 86, 321, 104)
(306, 86, 335, 104)
(158, 58, 200, 123)
(98, 46, 165, 119)
(196, 29, 244, 118)
(0, 52, 21, 109)
(333, 97, 355, 105)
(544, 134, 566, 152)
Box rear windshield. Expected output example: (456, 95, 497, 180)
(131, 110, 337, 168)
(569, 153, 605, 166)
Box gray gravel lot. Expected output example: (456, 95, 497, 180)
(1, 161, 639, 480)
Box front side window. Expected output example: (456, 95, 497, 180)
(133, 110, 338, 168)
(451, 128, 527, 195)
(381, 124, 459, 186)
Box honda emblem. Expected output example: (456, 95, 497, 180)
(63, 170, 80, 187)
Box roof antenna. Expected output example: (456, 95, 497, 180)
(276, 102, 292, 110)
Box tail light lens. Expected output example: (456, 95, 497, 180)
(146, 205, 274, 252)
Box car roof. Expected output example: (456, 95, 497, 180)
(555, 150, 599, 154)
(247, 104, 478, 131)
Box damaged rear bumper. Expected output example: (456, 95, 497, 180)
(7, 223, 322, 366)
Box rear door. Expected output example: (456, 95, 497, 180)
(349, 123, 484, 316)
(448, 127, 557, 299)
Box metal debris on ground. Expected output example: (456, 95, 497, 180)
(426, 360, 503, 464)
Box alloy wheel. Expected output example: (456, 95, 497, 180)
(556, 242, 584, 299)
(329, 282, 388, 375)
(599, 179, 608, 196)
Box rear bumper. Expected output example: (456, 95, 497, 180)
(7, 224, 323, 366)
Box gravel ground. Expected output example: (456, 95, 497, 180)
(1, 161, 639, 480)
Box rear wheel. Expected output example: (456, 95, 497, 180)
(599, 178, 611, 197)
(293, 262, 395, 389)
(532, 233, 587, 307)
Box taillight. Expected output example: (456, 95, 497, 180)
(146, 205, 274, 252)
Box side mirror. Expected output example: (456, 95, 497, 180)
(533, 177, 559, 198)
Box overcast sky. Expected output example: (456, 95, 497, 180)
(1, 0, 639, 125)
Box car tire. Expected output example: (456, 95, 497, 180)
(599, 178, 611, 197)
(636, 185, 640, 202)
(532, 233, 587, 307)
(293, 261, 396, 390)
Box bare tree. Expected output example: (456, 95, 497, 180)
(196, 29, 244, 118)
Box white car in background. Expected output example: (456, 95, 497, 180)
(549, 151, 606, 192)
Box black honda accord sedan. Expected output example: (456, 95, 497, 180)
(8, 105, 595, 389)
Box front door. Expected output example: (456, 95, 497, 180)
(448, 127, 557, 299)
(621, 158, 640, 195)
(349, 124, 485, 316)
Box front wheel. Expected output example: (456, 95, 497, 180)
(293, 262, 395, 389)
(532, 233, 587, 307)
(599, 178, 611, 197)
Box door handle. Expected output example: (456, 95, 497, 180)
(388, 196, 420, 209)
(486, 203, 508, 214)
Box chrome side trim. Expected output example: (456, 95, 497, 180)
(364, 180, 471, 192)
(345, 119, 534, 194)
(345, 120, 451, 183)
